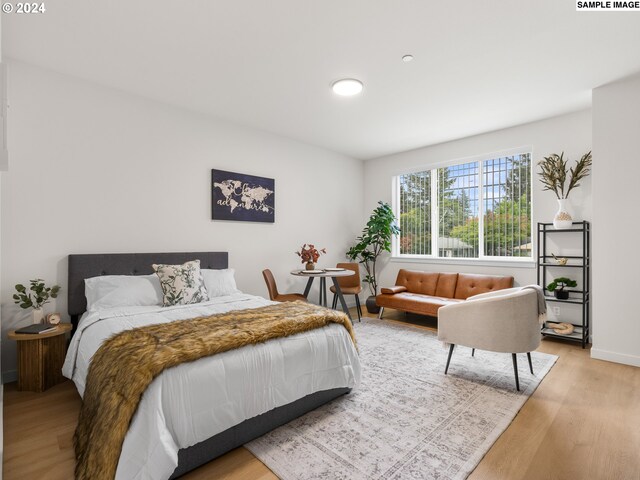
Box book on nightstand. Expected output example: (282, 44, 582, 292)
(15, 324, 58, 335)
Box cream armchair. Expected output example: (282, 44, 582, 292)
(437, 287, 541, 391)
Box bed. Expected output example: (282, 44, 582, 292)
(63, 252, 361, 479)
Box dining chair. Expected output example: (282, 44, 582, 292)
(262, 269, 308, 303)
(330, 263, 363, 321)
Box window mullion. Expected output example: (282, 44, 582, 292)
(431, 168, 438, 257)
(393, 175, 399, 256)
(478, 160, 485, 259)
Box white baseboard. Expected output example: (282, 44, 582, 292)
(591, 348, 640, 367)
(1, 370, 17, 384)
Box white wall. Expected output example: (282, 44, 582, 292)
(0, 61, 363, 380)
(363, 110, 593, 290)
(592, 73, 640, 367)
(0, 19, 3, 474)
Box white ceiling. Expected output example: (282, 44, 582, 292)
(3, 1, 640, 159)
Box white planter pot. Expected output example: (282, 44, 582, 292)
(32, 308, 44, 324)
(553, 199, 573, 229)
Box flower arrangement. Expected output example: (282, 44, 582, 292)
(295, 244, 326, 265)
(537, 151, 592, 199)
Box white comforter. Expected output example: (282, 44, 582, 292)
(63, 294, 361, 480)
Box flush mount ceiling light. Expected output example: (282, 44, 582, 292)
(332, 78, 363, 96)
(402, 54, 414, 62)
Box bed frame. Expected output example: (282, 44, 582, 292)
(67, 252, 350, 478)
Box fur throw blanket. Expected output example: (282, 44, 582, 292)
(74, 301, 355, 480)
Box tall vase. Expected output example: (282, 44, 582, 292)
(553, 199, 573, 229)
(32, 308, 44, 324)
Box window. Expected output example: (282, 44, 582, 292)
(395, 151, 532, 261)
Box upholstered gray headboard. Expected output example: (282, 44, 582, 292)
(68, 252, 228, 331)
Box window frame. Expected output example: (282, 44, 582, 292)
(392, 147, 535, 266)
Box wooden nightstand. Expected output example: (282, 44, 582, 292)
(8, 323, 72, 392)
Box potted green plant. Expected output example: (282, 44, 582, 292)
(347, 201, 400, 313)
(537, 151, 592, 229)
(546, 277, 577, 300)
(13, 279, 61, 324)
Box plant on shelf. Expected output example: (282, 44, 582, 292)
(347, 201, 400, 313)
(295, 244, 327, 270)
(537, 151, 592, 229)
(546, 277, 577, 300)
(13, 279, 61, 324)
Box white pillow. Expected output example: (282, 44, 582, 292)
(201, 269, 241, 297)
(85, 274, 164, 311)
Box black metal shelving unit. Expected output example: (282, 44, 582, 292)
(537, 221, 590, 348)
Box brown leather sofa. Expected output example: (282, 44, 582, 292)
(376, 269, 514, 318)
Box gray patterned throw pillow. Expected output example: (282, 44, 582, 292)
(152, 260, 209, 306)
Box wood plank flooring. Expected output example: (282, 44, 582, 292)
(4, 308, 640, 479)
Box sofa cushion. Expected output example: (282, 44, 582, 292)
(453, 273, 514, 300)
(376, 292, 463, 317)
(434, 273, 458, 298)
(396, 269, 439, 295)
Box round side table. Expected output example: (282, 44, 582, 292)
(8, 323, 72, 392)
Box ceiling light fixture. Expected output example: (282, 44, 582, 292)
(332, 78, 363, 96)
(402, 55, 414, 62)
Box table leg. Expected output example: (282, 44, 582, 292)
(318, 278, 325, 306)
(322, 278, 328, 306)
(331, 277, 353, 321)
(303, 277, 315, 298)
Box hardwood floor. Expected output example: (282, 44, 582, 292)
(3, 308, 640, 479)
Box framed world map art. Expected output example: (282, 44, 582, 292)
(211, 169, 275, 223)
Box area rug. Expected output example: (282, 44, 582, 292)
(246, 318, 557, 480)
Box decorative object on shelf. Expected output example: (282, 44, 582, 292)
(553, 200, 572, 229)
(347, 201, 400, 313)
(551, 253, 568, 265)
(295, 244, 327, 270)
(547, 322, 574, 335)
(211, 169, 275, 223)
(46, 312, 61, 325)
(13, 279, 61, 324)
(546, 277, 577, 300)
(537, 151, 592, 229)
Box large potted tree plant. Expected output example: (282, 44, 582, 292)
(347, 201, 400, 314)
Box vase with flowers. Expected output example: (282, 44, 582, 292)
(295, 244, 327, 270)
(13, 279, 61, 324)
(537, 151, 592, 229)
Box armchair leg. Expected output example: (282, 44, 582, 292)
(445, 344, 455, 374)
(471, 348, 475, 357)
(378, 307, 385, 319)
(512, 354, 520, 391)
(354, 295, 362, 322)
(527, 352, 534, 375)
